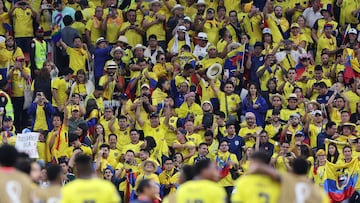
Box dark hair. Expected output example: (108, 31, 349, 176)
(215, 111, 226, 119)
(325, 121, 336, 130)
(224, 81, 234, 88)
(126, 150, 135, 155)
(74, 10, 84, 21)
(0, 145, 18, 167)
(130, 128, 138, 134)
(1, 0, 7, 12)
(299, 145, 311, 158)
(100, 143, 110, 150)
(314, 65, 323, 71)
(144, 136, 157, 151)
(118, 115, 127, 120)
(246, 82, 260, 107)
(73, 35, 82, 42)
(194, 158, 212, 176)
(217, 5, 226, 12)
(292, 158, 309, 175)
(140, 148, 150, 156)
(219, 28, 228, 39)
(327, 142, 339, 163)
(47, 164, 62, 181)
(198, 142, 208, 148)
(181, 44, 191, 52)
(63, 15, 73, 26)
(156, 77, 169, 91)
(250, 152, 271, 164)
(148, 34, 157, 41)
(180, 165, 195, 182)
(108, 133, 117, 140)
(280, 141, 290, 146)
(136, 179, 152, 194)
(343, 145, 352, 152)
(204, 130, 213, 137)
(184, 63, 194, 71)
(74, 155, 93, 175)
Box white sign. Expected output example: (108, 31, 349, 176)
(15, 132, 40, 158)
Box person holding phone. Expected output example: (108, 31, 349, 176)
(27, 91, 56, 131)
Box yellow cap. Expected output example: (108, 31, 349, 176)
(316, 149, 326, 156)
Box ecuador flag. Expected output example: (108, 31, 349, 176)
(324, 159, 359, 202)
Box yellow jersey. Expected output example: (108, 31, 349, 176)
(144, 11, 166, 41)
(51, 77, 69, 108)
(218, 91, 241, 119)
(12, 8, 34, 38)
(11, 67, 30, 97)
(231, 174, 280, 203)
(60, 178, 120, 203)
(176, 180, 227, 203)
(66, 47, 89, 73)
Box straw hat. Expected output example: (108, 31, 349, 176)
(110, 47, 125, 57)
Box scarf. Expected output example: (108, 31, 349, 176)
(170, 30, 191, 54)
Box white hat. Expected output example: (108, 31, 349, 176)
(177, 25, 187, 32)
(96, 37, 107, 44)
(171, 4, 184, 13)
(227, 42, 241, 51)
(0, 36, 5, 44)
(110, 47, 125, 57)
(349, 28, 358, 35)
(117, 35, 129, 44)
(105, 60, 118, 70)
(184, 16, 192, 22)
(196, 0, 207, 6)
(196, 32, 208, 40)
(311, 110, 322, 116)
(262, 28, 272, 35)
(149, 0, 162, 6)
(131, 44, 147, 52)
(141, 83, 150, 89)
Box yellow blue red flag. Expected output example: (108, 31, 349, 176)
(324, 159, 359, 202)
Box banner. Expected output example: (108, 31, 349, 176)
(323, 159, 359, 202)
(15, 132, 39, 158)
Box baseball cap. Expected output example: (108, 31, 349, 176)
(178, 128, 187, 135)
(149, 112, 159, 118)
(295, 131, 304, 137)
(3, 116, 12, 122)
(290, 113, 300, 119)
(262, 28, 272, 35)
(291, 23, 300, 28)
(254, 42, 264, 49)
(288, 93, 298, 100)
(96, 37, 107, 45)
(316, 149, 326, 156)
(119, 93, 128, 100)
(71, 105, 80, 112)
(141, 84, 150, 89)
(349, 28, 358, 35)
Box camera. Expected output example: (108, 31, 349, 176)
(286, 152, 291, 157)
(295, 2, 300, 6)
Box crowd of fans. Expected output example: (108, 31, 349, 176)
(0, 0, 360, 202)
